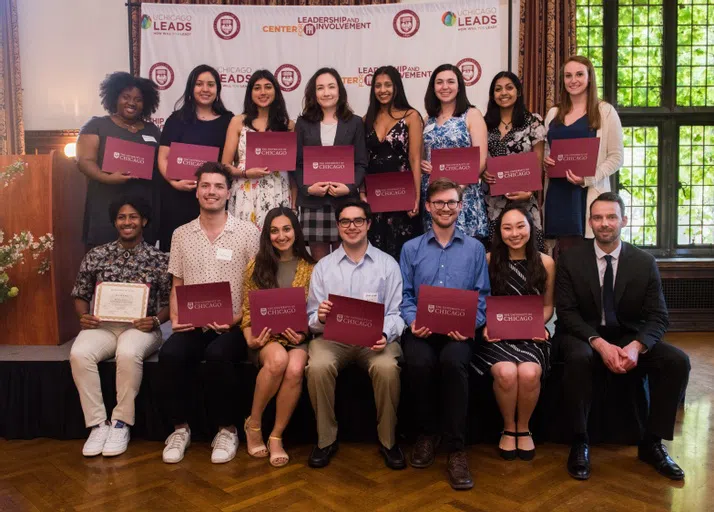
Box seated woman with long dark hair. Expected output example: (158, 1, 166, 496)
(241, 206, 315, 467)
(473, 203, 555, 461)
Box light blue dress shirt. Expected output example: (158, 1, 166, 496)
(307, 243, 406, 343)
(400, 228, 490, 330)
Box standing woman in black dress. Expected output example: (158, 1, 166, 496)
(360, 65, 423, 260)
(157, 64, 234, 251)
(76, 72, 161, 249)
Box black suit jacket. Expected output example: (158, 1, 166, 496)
(554, 241, 668, 350)
(293, 115, 368, 209)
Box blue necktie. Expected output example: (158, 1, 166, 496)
(603, 255, 618, 327)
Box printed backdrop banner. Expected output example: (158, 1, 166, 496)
(140, 1, 504, 129)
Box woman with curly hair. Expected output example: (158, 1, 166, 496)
(76, 71, 161, 248)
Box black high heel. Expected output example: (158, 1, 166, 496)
(499, 431, 518, 460)
(516, 431, 535, 461)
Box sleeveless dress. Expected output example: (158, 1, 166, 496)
(544, 115, 596, 237)
(366, 118, 423, 260)
(472, 259, 551, 377)
(228, 126, 292, 229)
(422, 110, 489, 240)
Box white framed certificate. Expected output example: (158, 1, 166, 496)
(93, 282, 150, 322)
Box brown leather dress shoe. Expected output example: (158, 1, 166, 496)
(447, 451, 474, 490)
(410, 435, 437, 468)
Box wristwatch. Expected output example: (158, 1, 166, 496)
(152, 316, 161, 329)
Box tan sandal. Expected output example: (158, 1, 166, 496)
(244, 417, 268, 458)
(268, 436, 290, 467)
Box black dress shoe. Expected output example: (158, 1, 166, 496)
(498, 431, 517, 461)
(516, 431, 535, 461)
(410, 435, 437, 468)
(308, 441, 338, 468)
(380, 444, 406, 470)
(567, 442, 590, 480)
(638, 442, 685, 480)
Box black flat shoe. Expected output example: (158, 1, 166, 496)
(638, 442, 684, 481)
(516, 431, 535, 461)
(379, 444, 406, 470)
(498, 431, 517, 460)
(567, 442, 590, 480)
(308, 441, 338, 468)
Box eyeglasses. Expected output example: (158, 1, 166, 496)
(338, 217, 367, 228)
(428, 200, 461, 210)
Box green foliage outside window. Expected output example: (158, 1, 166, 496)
(678, 126, 714, 245)
(575, 0, 604, 99)
(676, 0, 714, 106)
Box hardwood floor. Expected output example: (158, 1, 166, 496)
(1, 333, 712, 511)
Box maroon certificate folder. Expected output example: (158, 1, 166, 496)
(486, 295, 544, 340)
(323, 294, 384, 347)
(249, 287, 308, 334)
(548, 137, 600, 178)
(488, 152, 543, 196)
(430, 147, 481, 185)
(415, 285, 479, 336)
(166, 142, 219, 180)
(102, 137, 155, 180)
(303, 145, 355, 185)
(176, 282, 233, 327)
(365, 172, 416, 213)
(245, 131, 297, 172)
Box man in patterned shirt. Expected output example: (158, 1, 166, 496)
(159, 162, 260, 465)
(70, 196, 170, 458)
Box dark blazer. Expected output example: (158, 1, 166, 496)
(293, 115, 368, 209)
(554, 240, 668, 350)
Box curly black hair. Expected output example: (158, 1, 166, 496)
(108, 195, 152, 226)
(99, 71, 160, 119)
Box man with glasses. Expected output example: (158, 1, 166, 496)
(305, 199, 406, 470)
(400, 177, 490, 490)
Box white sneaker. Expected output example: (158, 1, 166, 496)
(211, 428, 239, 464)
(82, 422, 111, 457)
(163, 427, 191, 464)
(102, 420, 130, 457)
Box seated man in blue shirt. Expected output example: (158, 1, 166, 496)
(306, 199, 406, 470)
(400, 177, 490, 490)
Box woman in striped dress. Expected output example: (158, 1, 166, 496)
(473, 203, 555, 461)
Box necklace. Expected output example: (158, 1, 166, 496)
(500, 120, 512, 131)
(112, 115, 141, 133)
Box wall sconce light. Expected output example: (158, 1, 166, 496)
(64, 142, 77, 158)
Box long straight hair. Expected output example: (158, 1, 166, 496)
(554, 55, 601, 130)
(484, 71, 529, 131)
(243, 70, 290, 132)
(174, 64, 230, 123)
(424, 64, 472, 118)
(488, 203, 547, 296)
(252, 207, 315, 290)
(363, 66, 418, 135)
(301, 68, 353, 123)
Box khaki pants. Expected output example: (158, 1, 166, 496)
(70, 323, 162, 427)
(306, 337, 402, 449)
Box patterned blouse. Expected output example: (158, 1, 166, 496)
(241, 257, 314, 346)
(71, 240, 171, 317)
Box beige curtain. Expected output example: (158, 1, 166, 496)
(0, 0, 24, 155)
(130, 0, 397, 76)
(518, 0, 576, 118)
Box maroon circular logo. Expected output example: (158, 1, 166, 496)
(302, 23, 317, 36)
(275, 64, 301, 92)
(214, 12, 240, 40)
(393, 10, 420, 38)
(457, 58, 482, 86)
(149, 62, 174, 90)
(363, 73, 373, 87)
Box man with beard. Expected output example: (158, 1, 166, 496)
(400, 177, 490, 490)
(159, 162, 259, 465)
(555, 192, 690, 481)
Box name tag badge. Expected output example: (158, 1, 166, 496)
(216, 248, 233, 261)
(142, 135, 158, 143)
(363, 292, 379, 303)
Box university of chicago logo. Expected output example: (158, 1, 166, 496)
(456, 58, 482, 87)
(275, 64, 301, 92)
(149, 62, 174, 90)
(255, 148, 262, 155)
(497, 172, 504, 179)
(393, 10, 420, 38)
(214, 12, 240, 40)
(496, 313, 504, 321)
(187, 302, 194, 310)
(113, 152, 120, 159)
(375, 189, 382, 197)
(428, 304, 435, 313)
(176, 157, 183, 165)
(557, 154, 564, 161)
(260, 308, 267, 316)
(312, 162, 319, 169)
(336, 314, 344, 323)
(439, 164, 445, 171)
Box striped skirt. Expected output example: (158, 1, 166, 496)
(472, 338, 551, 378)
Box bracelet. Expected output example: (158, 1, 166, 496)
(152, 316, 160, 329)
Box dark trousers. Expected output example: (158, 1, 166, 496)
(402, 329, 481, 452)
(158, 327, 247, 427)
(559, 329, 690, 441)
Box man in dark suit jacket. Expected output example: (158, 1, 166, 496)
(554, 192, 690, 481)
